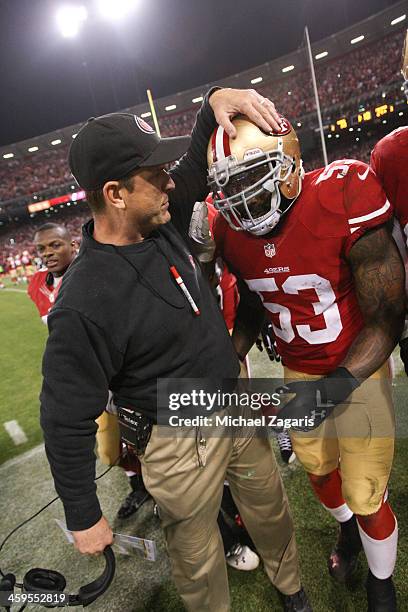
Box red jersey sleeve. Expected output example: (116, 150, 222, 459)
(371, 128, 408, 234)
(342, 160, 392, 256)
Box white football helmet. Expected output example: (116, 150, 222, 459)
(207, 116, 303, 236)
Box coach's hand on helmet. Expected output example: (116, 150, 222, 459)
(209, 88, 281, 138)
(73, 515, 114, 555)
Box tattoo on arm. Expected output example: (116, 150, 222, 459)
(342, 225, 406, 378)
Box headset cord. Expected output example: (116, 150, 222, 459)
(0, 452, 124, 584)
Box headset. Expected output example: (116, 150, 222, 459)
(0, 458, 121, 611)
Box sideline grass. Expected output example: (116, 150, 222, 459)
(0, 286, 47, 463)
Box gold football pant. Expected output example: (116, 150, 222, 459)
(95, 411, 121, 465)
(285, 363, 395, 516)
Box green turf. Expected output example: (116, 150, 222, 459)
(1, 282, 407, 610)
(0, 285, 47, 463)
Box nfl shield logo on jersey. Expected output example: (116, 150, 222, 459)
(264, 243, 276, 258)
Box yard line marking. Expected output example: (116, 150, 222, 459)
(4, 420, 28, 445)
(1, 288, 26, 293)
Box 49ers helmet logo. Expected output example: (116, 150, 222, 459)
(135, 116, 155, 134)
(269, 116, 292, 136)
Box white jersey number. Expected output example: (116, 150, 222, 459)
(246, 274, 342, 345)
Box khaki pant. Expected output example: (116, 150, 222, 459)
(285, 363, 395, 516)
(140, 410, 301, 612)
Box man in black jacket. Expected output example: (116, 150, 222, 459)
(40, 88, 311, 612)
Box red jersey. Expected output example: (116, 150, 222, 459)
(28, 270, 62, 321)
(214, 160, 391, 374)
(370, 126, 408, 242)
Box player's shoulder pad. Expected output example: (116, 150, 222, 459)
(28, 268, 48, 286)
(298, 161, 356, 237)
(372, 126, 408, 167)
(300, 159, 390, 238)
(340, 159, 390, 225)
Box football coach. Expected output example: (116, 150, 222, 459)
(40, 88, 311, 612)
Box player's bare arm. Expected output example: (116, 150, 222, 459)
(342, 224, 406, 379)
(232, 283, 265, 361)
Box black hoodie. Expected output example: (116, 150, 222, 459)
(40, 91, 239, 531)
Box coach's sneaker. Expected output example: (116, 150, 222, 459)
(281, 587, 313, 611)
(328, 515, 362, 582)
(366, 570, 397, 611)
(226, 543, 260, 571)
(276, 430, 296, 464)
(117, 475, 151, 519)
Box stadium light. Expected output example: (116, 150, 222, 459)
(350, 35, 364, 44)
(56, 5, 87, 38)
(97, 0, 138, 21)
(141, 111, 151, 118)
(192, 96, 204, 103)
(315, 51, 328, 60)
(282, 65, 294, 73)
(391, 14, 406, 26)
(51, 139, 62, 145)
(28, 146, 39, 152)
(72, 133, 77, 138)
(251, 77, 263, 84)
(3, 153, 14, 159)
(165, 104, 177, 111)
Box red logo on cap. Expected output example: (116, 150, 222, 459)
(135, 116, 155, 134)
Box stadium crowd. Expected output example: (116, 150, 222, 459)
(0, 147, 72, 204)
(0, 29, 404, 208)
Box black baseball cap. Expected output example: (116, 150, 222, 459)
(68, 112, 190, 190)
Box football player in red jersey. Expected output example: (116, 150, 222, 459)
(370, 125, 408, 373)
(208, 116, 405, 611)
(370, 34, 408, 376)
(28, 223, 78, 323)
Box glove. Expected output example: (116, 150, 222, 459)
(400, 337, 408, 376)
(276, 367, 360, 432)
(257, 322, 281, 362)
(188, 202, 216, 263)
